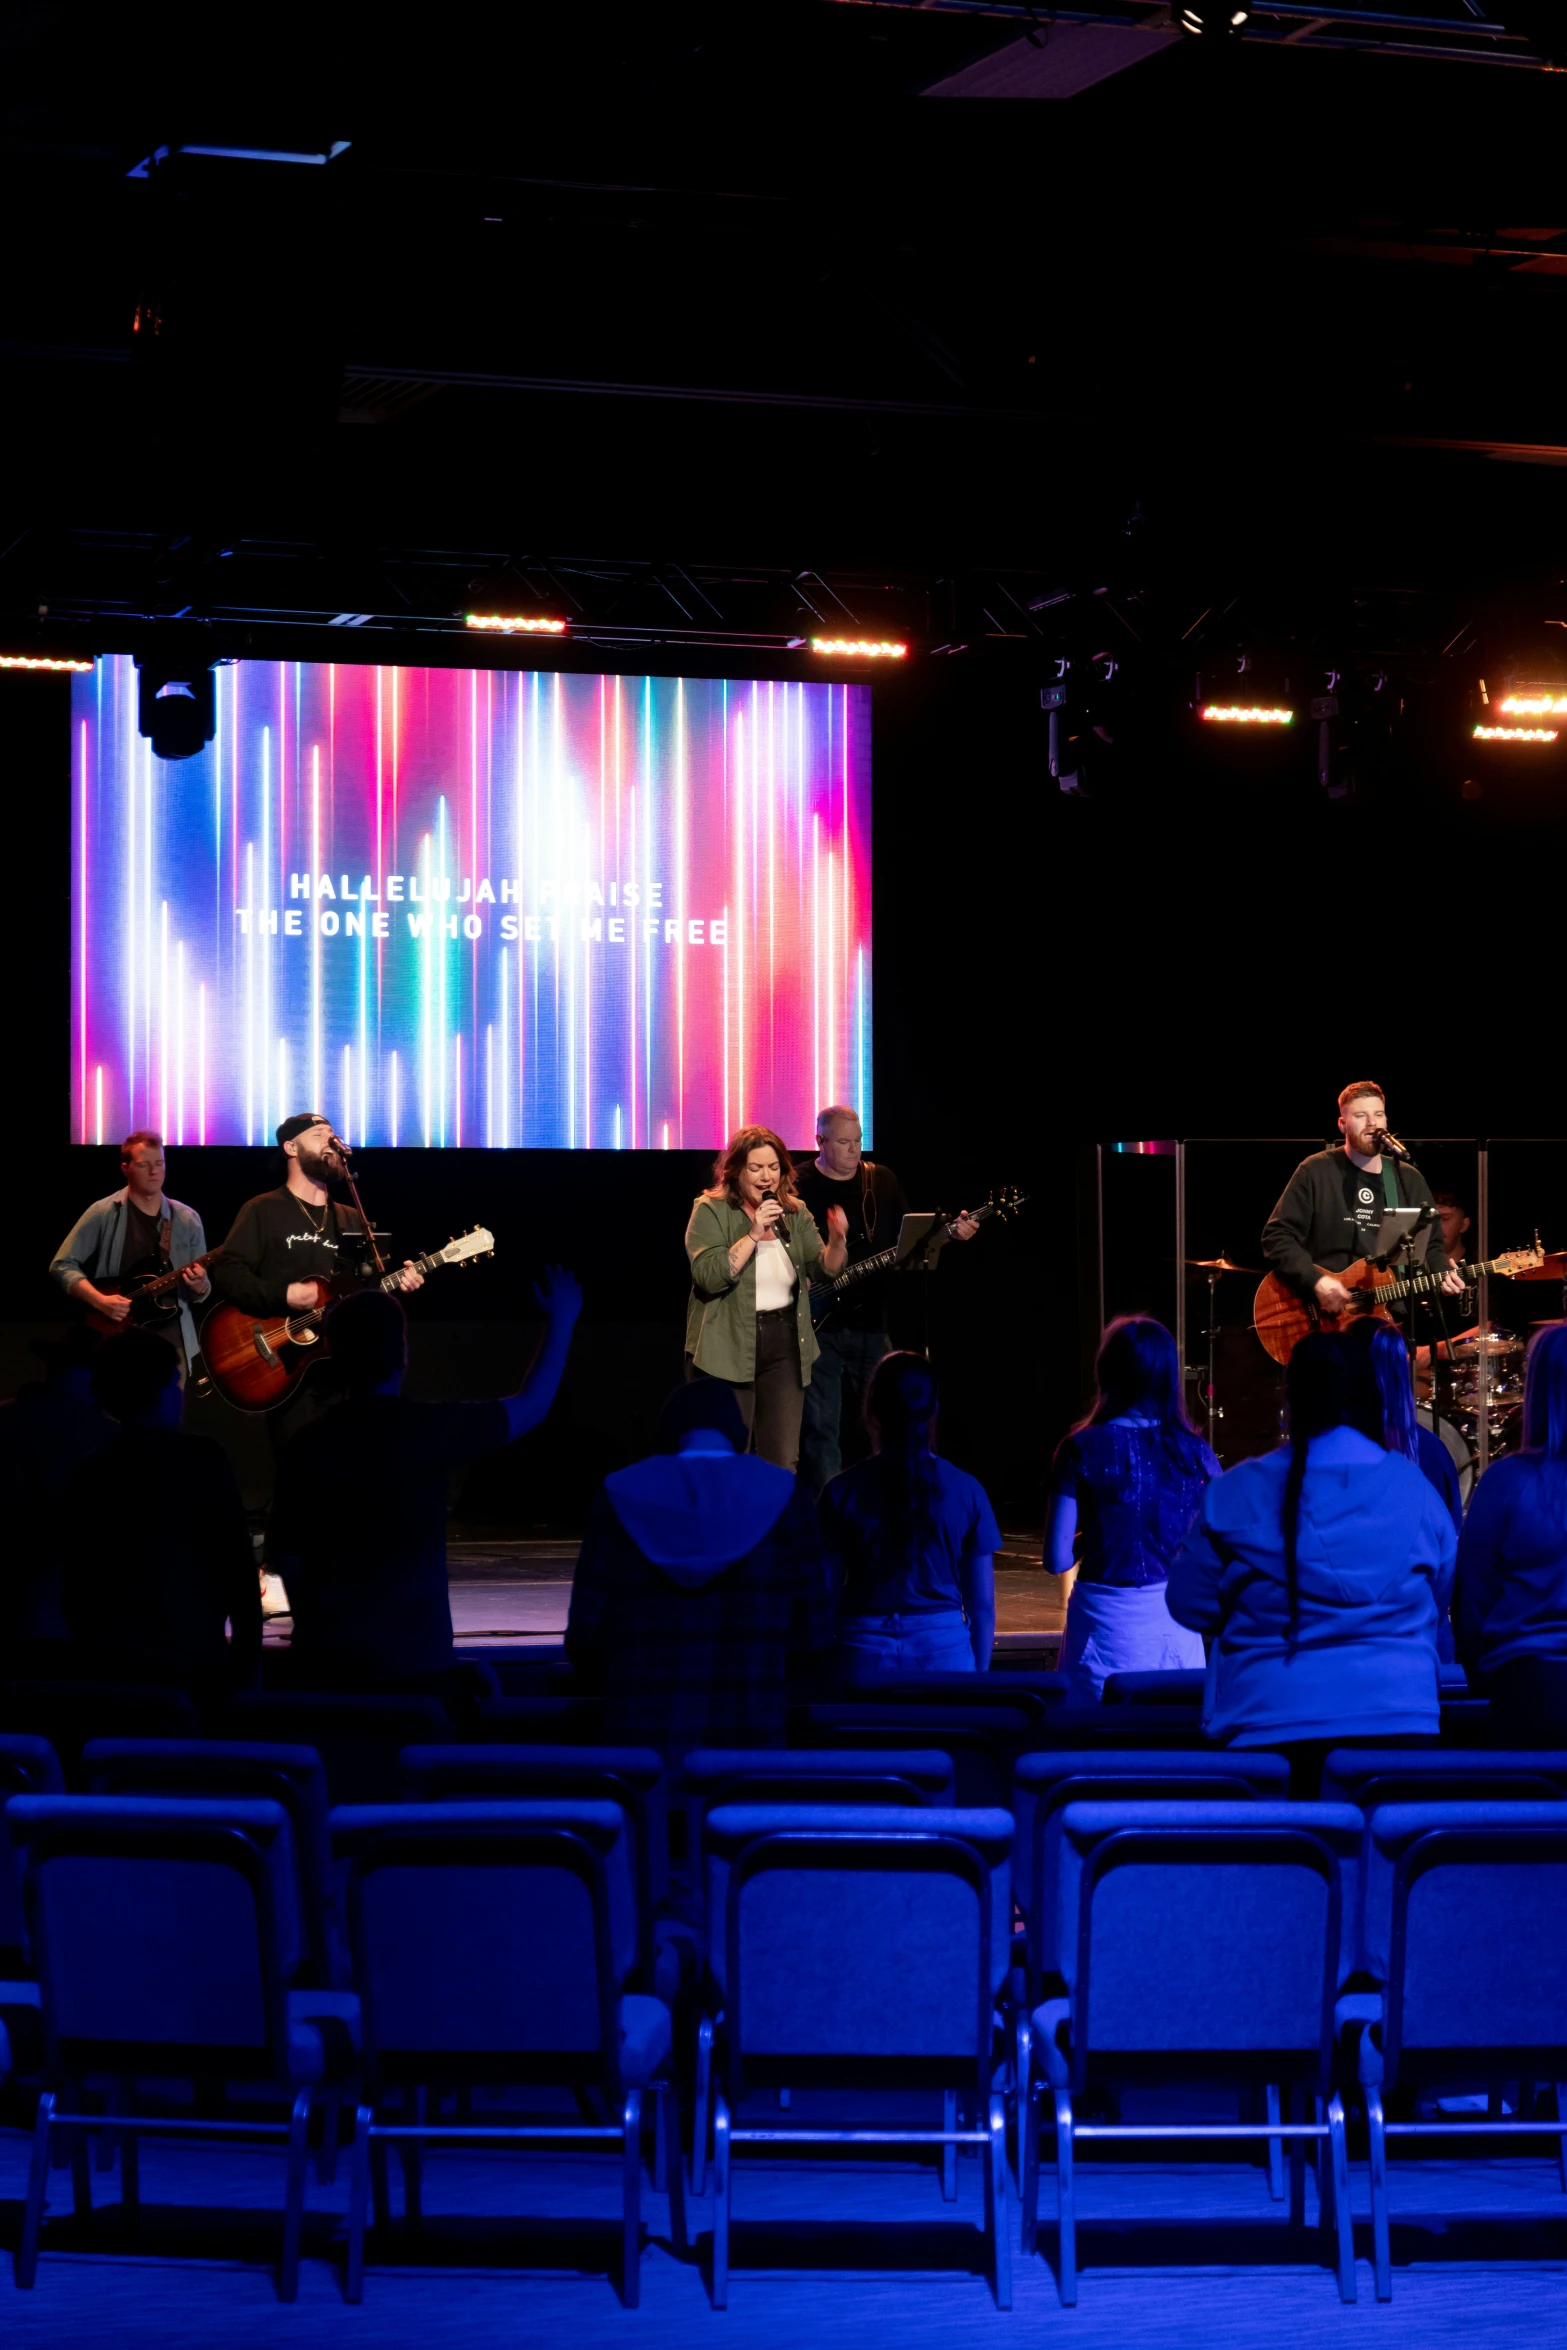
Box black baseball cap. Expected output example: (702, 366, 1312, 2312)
(276, 1111, 328, 1148)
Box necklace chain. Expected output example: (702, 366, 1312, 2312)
(293, 1191, 329, 1237)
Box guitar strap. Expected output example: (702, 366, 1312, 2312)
(1381, 1161, 1400, 1215)
(861, 1159, 878, 1238)
(157, 1214, 172, 1270)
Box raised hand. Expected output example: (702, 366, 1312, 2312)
(533, 1264, 584, 1325)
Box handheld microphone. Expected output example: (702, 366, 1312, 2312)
(760, 1185, 790, 1244)
(1373, 1128, 1412, 1162)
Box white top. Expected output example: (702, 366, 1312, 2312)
(753, 1235, 799, 1313)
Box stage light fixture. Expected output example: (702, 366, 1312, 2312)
(1498, 691, 1567, 716)
(465, 613, 567, 636)
(136, 661, 216, 761)
(0, 653, 94, 673)
(1178, 0, 1250, 31)
(1199, 704, 1293, 725)
(809, 638, 908, 659)
(1473, 724, 1559, 742)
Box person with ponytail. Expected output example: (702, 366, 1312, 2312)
(818, 1350, 999, 1681)
(1345, 1318, 1464, 1537)
(1455, 1321, 1567, 1739)
(1168, 1330, 1455, 1791)
(1044, 1315, 1218, 1704)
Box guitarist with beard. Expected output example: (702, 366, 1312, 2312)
(1261, 1081, 1466, 1337)
(796, 1105, 979, 1494)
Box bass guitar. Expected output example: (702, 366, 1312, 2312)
(812, 1189, 1027, 1332)
(82, 1246, 227, 1336)
(1252, 1237, 1545, 1366)
(202, 1227, 496, 1410)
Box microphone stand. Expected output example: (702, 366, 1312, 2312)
(329, 1137, 385, 1279)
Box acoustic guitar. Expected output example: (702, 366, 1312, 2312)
(202, 1227, 496, 1410)
(1252, 1239, 1545, 1366)
(811, 1189, 1027, 1332)
(82, 1246, 227, 1336)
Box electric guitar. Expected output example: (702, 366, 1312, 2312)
(202, 1227, 496, 1410)
(82, 1246, 227, 1336)
(1252, 1237, 1545, 1366)
(812, 1189, 1027, 1331)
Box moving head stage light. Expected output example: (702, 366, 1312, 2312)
(137, 660, 216, 761)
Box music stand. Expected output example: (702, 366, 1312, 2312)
(1371, 1206, 1427, 1265)
(892, 1212, 941, 1270)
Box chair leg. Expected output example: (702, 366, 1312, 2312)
(621, 2090, 643, 2309)
(711, 2091, 732, 2310)
(1287, 2085, 1306, 2230)
(315, 2088, 340, 2186)
(986, 2093, 1012, 2311)
(652, 2080, 667, 2195)
(1053, 2089, 1077, 2307)
(1365, 2084, 1392, 2302)
(1265, 2082, 1285, 2201)
(278, 2088, 311, 2304)
(16, 2090, 55, 2288)
(941, 2088, 959, 2203)
(69, 2129, 92, 2223)
(398, 2085, 424, 2230)
(693, 2016, 714, 2198)
(1020, 2078, 1040, 2257)
(345, 2105, 372, 2305)
(1325, 2092, 1355, 2304)
(661, 2082, 688, 2258)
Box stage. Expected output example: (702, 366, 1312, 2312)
(260, 1534, 1068, 1658)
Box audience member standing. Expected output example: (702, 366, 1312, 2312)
(62, 1328, 260, 1694)
(269, 1271, 580, 1688)
(1455, 1321, 1567, 1738)
(819, 1351, 998, 1681)
(1044, 1316, 1216, 1704)
(1347, 1318, 1464, 1536)
(1169, 1331, 1455, 1791)
(566, 1380, 832, 1756)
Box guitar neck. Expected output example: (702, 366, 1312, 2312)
(1375, 1255, 1500, 1308)
(830, 1205, 990, 1293)
(285, 1246, 446, 1336)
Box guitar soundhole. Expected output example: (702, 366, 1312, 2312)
(290, 1328, 319, 1347)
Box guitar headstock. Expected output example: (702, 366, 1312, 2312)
(1495, 1242, 1546, 1277)
(984, 1187, 1028, 1221)
(435, 1226, 496, 1268)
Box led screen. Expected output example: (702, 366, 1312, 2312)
(72, 657, 872, 1149)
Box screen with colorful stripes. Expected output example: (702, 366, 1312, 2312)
(72, 657, 873, 1150)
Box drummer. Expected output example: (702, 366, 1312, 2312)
(1414, 1190, 1483, 1368)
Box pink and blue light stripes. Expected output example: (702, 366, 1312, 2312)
(71, 657, 873, 1151)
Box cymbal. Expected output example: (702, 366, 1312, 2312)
(1186, 1255, 1260, 1275)
(1509, 1252, 1566, 1281)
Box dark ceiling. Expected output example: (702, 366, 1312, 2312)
(4, 0, 1567, 673)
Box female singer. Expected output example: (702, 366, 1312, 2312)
(684, 1124, 848, 1472)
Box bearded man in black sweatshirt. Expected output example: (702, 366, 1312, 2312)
(1261, 1080, 1466, 1322)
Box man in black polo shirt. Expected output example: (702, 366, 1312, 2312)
(796, 1104, 978, 1494)
(1262, 1080, 1466, 1325)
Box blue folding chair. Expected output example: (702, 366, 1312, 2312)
(681, 1748, 954, 1892)
(864, 1674, 1067, 1708)
(0, 1737, 63, 1969)
(7, 1793, 360, 2300)
(332, 1797, 679, 2308)
(224, 1693, 451, 1805)
(1101, 1670, 1208, 1707)
(795, 1704, 1038, 1807)
(399, 1745, 670, 1980)
(1354, 1799, 1567, 2300)
(1030, 1703, 1218, 1747)
(698, 1802, 1014, 2311)
(2, 1685, 199, 1781)
(1321, 1747, 1567, 1810)
(1023, 1800, 1365, 2305)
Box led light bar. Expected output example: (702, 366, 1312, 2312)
(810, 638, 908, 659)
(465, 614, 567, 636)
(0, 653, 94, 673)
(1473, 724, 1559, 742)
(1498, 693, 1567, 717)
(1199, 704, 1293, 725)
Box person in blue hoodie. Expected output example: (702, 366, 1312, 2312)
(566, 1380, 833, 1757)
(1455, 1320, 1567, 1737)
(1168, 1331, 1456, 1792)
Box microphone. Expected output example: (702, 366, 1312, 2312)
(760, 1185, 790, 1244)
(1374, 1128, 1412, 1162)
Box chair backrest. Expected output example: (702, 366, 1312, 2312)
(1321, 1748, 1567, 1812)
(1101, 1671, 1207, 1708)
(453, 1646, 576, 1697)
(1436, 1698, 1492, 1747)
(224, 1692, 450, 1805)
(702, 1802, 1013, 2098)
(331, 1798, 636, 2091)
(2, 1684, 199, 1781)
(1362, 1800, 1567, 2083)
(399, 1744, 669, 1952)
(1052, 1800, 1361, 2090)
(1011, 1749, 1291, 1986)
(1032, 1705, 1218, 1749)
(82, 1738, 339, 1986)
(795, 1705, 1036, 1807)
(868, 1675, 1064, 1711)
(681, 1748, 954, 1882)
(7, 1794, 298, 2081)
(0, 1735, 64, 1961)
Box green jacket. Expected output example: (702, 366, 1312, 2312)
(684, 1193, 828, 1385)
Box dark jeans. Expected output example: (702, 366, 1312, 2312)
(688, 1307, 804, 1472)
(799, 1324, 891, 1495)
